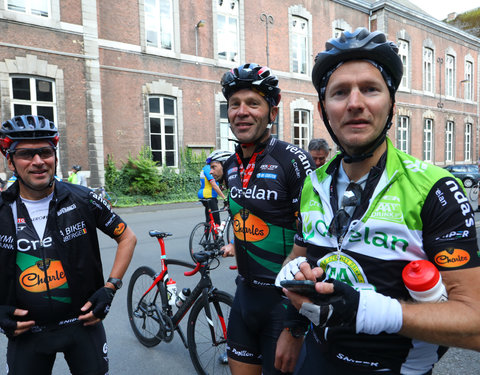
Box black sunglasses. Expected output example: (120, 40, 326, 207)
(328, 182, 363, 240)
(11, 147, 56, 161)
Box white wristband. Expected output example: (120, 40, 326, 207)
(356, 290, 403, 335)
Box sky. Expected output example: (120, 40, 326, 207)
(407, 0, 479, 20)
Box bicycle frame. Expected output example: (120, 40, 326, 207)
(137, 233, 228, 346)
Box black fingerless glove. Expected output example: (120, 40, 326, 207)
(0, 305, 17, 338)
(88, 287, 116, 319)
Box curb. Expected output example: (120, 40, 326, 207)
(112, 201, 200, 215)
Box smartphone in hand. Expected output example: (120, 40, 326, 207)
(280, 280, 317, 297)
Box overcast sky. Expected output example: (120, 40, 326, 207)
(407, 0, 479, 20)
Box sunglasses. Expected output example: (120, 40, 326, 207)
(328, 182, 363, 241)
(11, 147, 56, 161)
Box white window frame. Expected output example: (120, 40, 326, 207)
(148, 95, 178, 167)
(219, 102, 236, 152)
(423, 47, 434, 94)
(445, 54, 455, 98)
(398, 40, 409, 91)
(397, 116, 409, 153)
(464, 60, 473, 101)
(291, 15, 308, 75)
(6, 0, 50, 17)
(293, 109, 310, 150)
(445, 121, 454, 162)
(215, 0, 239, 63)
(10, 75, 57, 121)
(423, 118, 433, 162)
(464, 122, 472, 162)
(144, 0, 174, 50)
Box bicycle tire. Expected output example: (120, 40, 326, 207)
(189, 222, 213, 262)
(187, 290, 233, 375)
(105, 191, 118, 206)
(469, 185, 479, 201)
(127, 266, 163, 347)
(224, 216, 234, 245)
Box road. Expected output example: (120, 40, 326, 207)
(1, 202, 480, 374)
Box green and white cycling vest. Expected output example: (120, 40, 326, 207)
(298, 138, 480, 374)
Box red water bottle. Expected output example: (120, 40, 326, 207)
(402, 260, 448, 303)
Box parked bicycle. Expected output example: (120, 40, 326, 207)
(91, 186, 118, 206)
(189, 199, 233, 262)
(127, 230, 233, 375)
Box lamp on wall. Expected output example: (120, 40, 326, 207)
(195, 20, 206, 63)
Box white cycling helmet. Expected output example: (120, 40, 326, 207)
(206, 150, 233, 164)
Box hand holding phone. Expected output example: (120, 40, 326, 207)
(280, 280, 317, 298)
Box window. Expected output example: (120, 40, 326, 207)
(465, 123, 472, 162)
(219, 102, 236, 152)
(423, 48, 434, 94)
(11, 76, 56, 121)
(148, 96, 177, 166)
(216, 0, 239, 62)
(145, 0, 173, 50)
(293, 109, 309, 150)
(445, 121, 454, 162)
(270, 112, 279, 139)
(7, 0, 49, 17)
(445, 54, 455, 98)
(398, 40, 409, 90)
(423, 118, 433, 162)
(291, 16, 308, 74)
(464, 61, 473, 101)
(397, 116, 409, 153)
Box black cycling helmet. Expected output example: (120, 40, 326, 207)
(221, 63, 281, 107)
(72, 165, 82, 172)
(206, 150, 233, 164)
(312, 28, 403, 163)
(1, 115, 59, 156)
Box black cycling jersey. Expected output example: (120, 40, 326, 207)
(224, 137, 314, 284)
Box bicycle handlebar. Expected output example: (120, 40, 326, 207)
(184, 249, 225, 277)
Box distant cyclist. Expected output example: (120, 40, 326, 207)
(197, 150, 231, 225)
(68, 165, 87, 187)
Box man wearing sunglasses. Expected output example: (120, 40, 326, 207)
(0, 115, 136, 374)
(276, 28, 480, 374)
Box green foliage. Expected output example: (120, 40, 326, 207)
(105, 147, 208, 206)
(445, 7, 480, 37)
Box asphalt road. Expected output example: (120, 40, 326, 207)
(1, 202, 480, 374)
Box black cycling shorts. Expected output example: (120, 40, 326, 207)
(226, 277, 288, 375)
(7, 321, 108, 375)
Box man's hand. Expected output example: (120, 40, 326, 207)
(221, 243, 235, 257)
(275, 257, 308, 287)
(274, 328, 304, 373)
(79, 287, 115, 326)
(0, 306, 35, 337)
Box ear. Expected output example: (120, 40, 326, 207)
(318, 101, 326, 122)
(269, 106, 279, 124)
(7, 157, 15, 172)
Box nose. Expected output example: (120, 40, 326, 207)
(236, 102, 249, 116)
(346, 89, 364, 111)
(31, 153, 45, 164)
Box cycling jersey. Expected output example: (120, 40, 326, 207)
(224, 136, 315, 284)
(198, 164, 218, 199)
(295, 138, 480, 374)
(0, 180, 127, 317)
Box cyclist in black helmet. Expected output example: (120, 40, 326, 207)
(220, 63, 315, 375)
(0, 115, 137, 374)
(276, 28, 480, 374)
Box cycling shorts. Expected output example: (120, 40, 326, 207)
(294, 331, 433, 375)
(226, 276, 289, 375)
(7, 321, 108, 375)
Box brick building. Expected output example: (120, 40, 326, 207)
(0, 0, 478, 186)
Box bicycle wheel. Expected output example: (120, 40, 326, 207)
(469, 184, 479, 201)
(187, 290, 233, 375)
(224, 217, 234, 245)
(189, 222, 212, 262)
(127, 266, 163, 347)
(105, 191, 118, 206)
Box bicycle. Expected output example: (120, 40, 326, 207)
(127, 230, 233, 375)
(189, 199, 233, 262)
(469, 182, 479, 202)
(91, 186, 118, 206)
